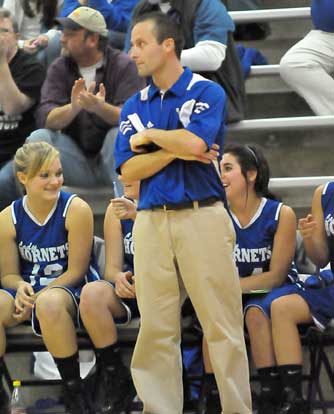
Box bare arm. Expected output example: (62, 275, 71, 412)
(299, 185, 329, 268)
(120, 149, 176, 181)
(240, 205, 297, 292)
(104, 203, 135, 298)
(0, 61, 34, 115)
(130, 128, 208, 157)
(40, 197, 94, 290)
(45, 78, 84, 130)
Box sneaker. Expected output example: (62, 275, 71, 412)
(95, 365, 136, 414)
(257, 397, 277, 414)
(277, 388, 309, 414)
(63, 378, 94, 414)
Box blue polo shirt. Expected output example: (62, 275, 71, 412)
(311, 0, 334, 32)
(114, 67, 226, 210)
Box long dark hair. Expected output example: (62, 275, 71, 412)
(224, 143, 279, 200)
(21, 0, 58, 29)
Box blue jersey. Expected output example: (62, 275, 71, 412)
(11, 191, 100, 292)
(121, 218, 134, 274)
(114, 67, 226, 210)
(230, 198, 298, 282)
(321, 182, 334, 271)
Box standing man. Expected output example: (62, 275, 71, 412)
(114, 12, 252, 414)
(0, 8, 45, 170)
(0, 6, 144, 210)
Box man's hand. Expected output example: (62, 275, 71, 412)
(175, 143, 220, 164)
(299, 214, 317, 241)
(71, 78, 86, 113)
(0, 34, 10, 63)
(111, 197, 137, 220)
(115, 271, 136, 298)
(130, 131, 152, 152)
(78, 81, 106, 113)
(24, 35, 49, 54)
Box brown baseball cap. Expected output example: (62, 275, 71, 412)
(56, 7, 109, 37)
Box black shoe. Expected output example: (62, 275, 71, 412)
(0, 385, 9, 414)
(95, 365, 136, 414)
(197, 383, 221, 414)
(277, 388, 309, 414)
(257, 397, 277, 414)
(63, 378, 94, 414)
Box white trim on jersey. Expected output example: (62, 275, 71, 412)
(186, 73, 211, 91)
(231, 197, 267, 229)
(128, 113, 146, 132)
(23, 194, 59, 227)
(274, 202, 283, 221)
(11, 201, 17, 225)
(62, 194, 77, 218)
(323, 181, 331, 195)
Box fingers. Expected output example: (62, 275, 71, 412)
(87, 81, 96, 94)
(115, 273, 136, 298)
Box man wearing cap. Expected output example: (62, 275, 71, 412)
(0, 6, 145, 210)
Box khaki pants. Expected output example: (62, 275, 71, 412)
(131, 202, 252, 414)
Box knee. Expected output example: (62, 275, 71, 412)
(79, 282, 111, 315)
(27, 129, 53, 143)
(35, 290, 67, 323)
(271, 297, 290, 322)
(245, 307, 268, 332)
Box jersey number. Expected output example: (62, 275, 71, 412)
(29, 263, 63, 287)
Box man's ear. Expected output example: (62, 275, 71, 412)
(163, 37, 175, 54)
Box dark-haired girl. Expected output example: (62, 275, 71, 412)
(200, 144, 299, 414)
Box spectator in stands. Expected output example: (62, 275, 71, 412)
(125, 0, 247, 124)
(0, 6, 144, 211)
(0, 141, 100, 414)
(115, 12, 252, 414)
(280, 0, 334, 115)
(3, 0, 63, 65)
(61, 0, 140, 49)
(270, 182, 334, 414)
(0, 8, 45, 170)
(200, 144, 298, 414)
(79, 176, 139, 414)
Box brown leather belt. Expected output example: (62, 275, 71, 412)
(152, 197, 221, 211)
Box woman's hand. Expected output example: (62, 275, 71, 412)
(14, 281, 35, 313)
(111, 198, 137, 220)
(115, 271, 136, 298)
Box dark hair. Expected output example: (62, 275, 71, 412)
(224, 143, 279, 200)
(132, 11, 184, 59)
(0, 8, 19, 32)
(21, 0, 58, 29)
(84, 29, 108, 52)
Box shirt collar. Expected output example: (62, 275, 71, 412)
(147, 67, 193, 101)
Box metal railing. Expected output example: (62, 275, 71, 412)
(228, 115, 334, 132)
(249, 64, 280, 77)
(229, 7, 310, 24)
(269, 176, 334, 190)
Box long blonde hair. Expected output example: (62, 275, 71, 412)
(14, 142, 60, 184)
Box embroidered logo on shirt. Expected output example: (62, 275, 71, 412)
(194, 102, 210, 114)
(147, 121, 154, 128)
(120, 120, 133, 135)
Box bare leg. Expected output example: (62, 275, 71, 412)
(79, 281, 126, 347)
(0, 292, 21, 355)
(35, 288, 77, 357)
(245, 307, 276, 368)
(271, 294, 312, 365)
